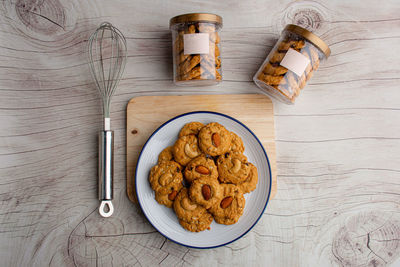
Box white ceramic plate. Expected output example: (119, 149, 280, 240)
(136, 111, 271, 248)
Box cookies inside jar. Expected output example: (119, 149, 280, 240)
(253, 24, 330, 104)
(170, 13, 222, 86)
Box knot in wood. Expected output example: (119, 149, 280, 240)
(331, 212, 400, 266)
(68, 215, 124, 260)
(276, 2, 328, 34)
(16, 0, 66, 34)
(292, 9, 323, 31)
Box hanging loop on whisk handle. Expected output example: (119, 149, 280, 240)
(98, 130, 114, 217)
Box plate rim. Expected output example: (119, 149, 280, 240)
(135, 111, 272, 249)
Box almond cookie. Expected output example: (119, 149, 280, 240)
(198, 23, 215, 33)
(269, 51, 285, 63)
(307, 46, 320, 70)
(189, 177, 222, 209)
(305, 70, 313, 81)
(229, 132, 245, 153)
(209, 32, 220, 44)
(300, 44, 320, 71)
(149, 161, 183, 194)
(173, 188, 212, 230)
(238, 163, 258, 194)
(209, 184, 245, 225)
(200, 55, 216, 75)
(281, 85, 296, 103)
(155, 182, 182, 208)
(181, 66, 206, 80)
(186, 24, 196, 34)
(300, 50, 314, 82)
(172, 135, 201, 166)
(158, 146, 174, 164)
(285, 72, 300, 97)
(198, 122, 231, 156)
(173, 30, 184, 52)
(214, 44, 220, 57)
(178, 122, 204, 137)
(215, 57, 221, 69)
(217, 152, 250, 184)
(179, 51, 190, 66)
(178, 212, 213, 232)
(277, 39, 305, 52)
(184, 155, 218, 183)
(216, 70, 222, 80)
(263, 62, 288, 76)
(257, 73, 286, 86)
(274, 83, 294, 101)
(179, 55, 201, 75)
(298, 73, 307, 90)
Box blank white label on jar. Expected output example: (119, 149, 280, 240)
(280, 48, 311, 77)
(183, 33, 209, 55)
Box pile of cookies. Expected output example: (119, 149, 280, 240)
(255, 34, 322, 103)
(149, 122, 258, 232)
(173, 23, 222, 82)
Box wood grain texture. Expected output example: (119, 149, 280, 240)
(126, 94, 277, 203)
(1, 0, 400, 266)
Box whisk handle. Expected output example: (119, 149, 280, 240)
(98, 130, 114, 217)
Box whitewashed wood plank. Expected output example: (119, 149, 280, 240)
(0, 0, 400, 266)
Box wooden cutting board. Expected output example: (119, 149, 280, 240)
(126, 94, 277, 203)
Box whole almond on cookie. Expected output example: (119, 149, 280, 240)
(168, 190, 178, 201)
(195, 165, 210, 175)
(220, 196, 233, 209)
(202, 184, 212, 200)
(212, 133, 221, 147)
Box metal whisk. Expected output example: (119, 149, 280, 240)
(87, 22, 127, 217)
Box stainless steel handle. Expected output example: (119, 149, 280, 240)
(98, 130, 114, 217)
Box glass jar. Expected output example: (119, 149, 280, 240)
(170, 13, 222, 86)
(253, 24, 330, 104)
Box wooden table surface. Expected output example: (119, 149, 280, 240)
(1, 0, 400, 266)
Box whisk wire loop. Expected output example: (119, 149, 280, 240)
(88, 22, 127, 120)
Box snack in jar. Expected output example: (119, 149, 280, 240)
(253, 24, 331, 104)
(170, 13, 222, 86)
